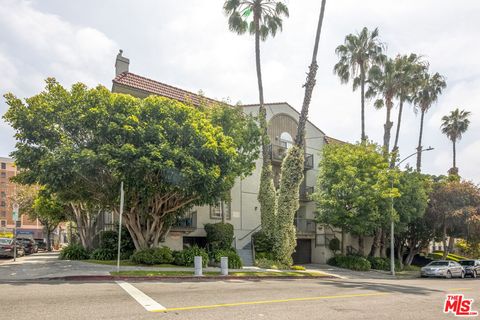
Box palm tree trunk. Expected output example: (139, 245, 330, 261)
(416, 110, 425, 172)
(295, 0, 326, 147)
(254, 12, 269, 165)
(391, 99, 404, 166)
(452, 139, 456, 170)
(383, 99, 393, 154)
(360, 66, 366, 143)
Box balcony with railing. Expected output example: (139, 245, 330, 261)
(300, 185, 314, 202)
(171, 211, 197, 232)
(267, 144, 314, 170)
(294, 218, 316, 237)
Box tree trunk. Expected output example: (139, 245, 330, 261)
(358, 235, 365, 256)
(452, 139, 456, 171)
(295, 0, 326, 147)
(70, 202, 101, 251)
(391, 99, 404, 160)
(360, 66, 366, 143)
(442, 223, 448, 259)
(341, 228, 345, 255)
(221, 201, 226, 224)
(448, 236, 455, 254)
(383, 98, 394, 155)
(369, 228, 380, 257)
(416, 110, 425, 172)
(46, 223, 52, 252)
(380, 228, 387, 258)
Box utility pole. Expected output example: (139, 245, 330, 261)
(116, 181, 125, 273)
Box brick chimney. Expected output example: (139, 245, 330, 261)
(115, 49, 129, 76)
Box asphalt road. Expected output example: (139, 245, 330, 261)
(1, 277, 479, 320)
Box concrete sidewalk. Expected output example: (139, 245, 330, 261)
(304, 264, 403, 279)
(0, 252, 339, 281)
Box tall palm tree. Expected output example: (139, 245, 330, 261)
(224, 0, 289, 163)
(391, 54, 428, 159)
(413, 72, 447, 172)
(366, 57, 398, 155)
(224, 0, 289, 238)
(441, 108, 471, 174)
(334, 27, 385, 142)
(274, 0, 327, 265)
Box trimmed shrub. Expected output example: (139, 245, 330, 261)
(252, 230, 274, 254)
(173, 246, 208, 267)
(90, 248, 117, 261)
(327, 255, 371, 271)
(255, 251, 275, 260)
(130, 247, 174, 265)
(367, 257, 390, 271)
(204, 223, 234, 250)
(59, 243, 90, 260)
(212, 249, 243, 269)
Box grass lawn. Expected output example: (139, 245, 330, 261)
(110, 270, 330, 277)
(85, 260, 182, 268)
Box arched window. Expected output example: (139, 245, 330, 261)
(279, 132, 294, 149)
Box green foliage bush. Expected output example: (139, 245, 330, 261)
(91, 228, 135, 260)
(327, 255, 371, 271)
(255, 251, 275, 260)
(212, 249, 243, 269)
(204, 223, 234, 250)
(173, 246, 208, 267)
(59, 243, 90, 260)
(252, 231, 274, 253)
(130, 247, 174, 265)
(255, 258, 288, 270)
(367, 257, 390, 271)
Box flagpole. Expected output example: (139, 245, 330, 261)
(116, 181, 124, 273)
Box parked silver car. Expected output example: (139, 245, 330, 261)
(0, 238, 25, 258)
(421, 260, 465, 278)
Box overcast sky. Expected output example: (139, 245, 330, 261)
(1, 0, 479, 182)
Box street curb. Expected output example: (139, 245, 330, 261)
(13, 274, 338, 282)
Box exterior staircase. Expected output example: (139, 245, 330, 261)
(237, 242, 254, 266)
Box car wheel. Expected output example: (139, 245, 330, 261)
(446, 271, 452, 279)
(473, 271, 477, 279)
(460, 271, 465, 279)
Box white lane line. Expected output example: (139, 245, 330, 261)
(116, 281, 166, 312)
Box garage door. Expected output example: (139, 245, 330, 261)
(292, 239, 312, 264)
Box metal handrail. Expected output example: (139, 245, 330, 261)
(239, 224, 262, 241)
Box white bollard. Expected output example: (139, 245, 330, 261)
(221, 257, 228, 276)
(194, 256, 203, 276)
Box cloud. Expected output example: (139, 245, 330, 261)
(0, 0, 117, 155)
(1, 0, 478, 183)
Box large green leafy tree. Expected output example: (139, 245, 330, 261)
(441, 108, 471, 175)
(31, 191, 68, 251)
(4, 79, 259, 250)
(273, 0, 327, 266)
(314, 142, 397, 256)
(223, 0, 289, 239)
(427, 179, 480, 259)
(393, 170, 430, 266)
(334, 27, 385, 142)
(413, 72, 446, 172)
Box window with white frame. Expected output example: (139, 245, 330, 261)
(209, 201, 231, 220)
(0, 220, 6, 227)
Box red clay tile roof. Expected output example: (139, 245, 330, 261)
(113, 72, 222, 106)
(324, 136, 347, 145)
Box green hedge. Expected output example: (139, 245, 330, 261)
(173, 246, 208, 267)
(91, 229, 135, 260)
(327, 255, 371, 271)
(59, 243, 90, 260)
(212, 249, 243, 269)
(130, 247, 174, 265)
(252, 231, 274, 254)
(204, 223, 234, 250)
(255, 258, 289, 270)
